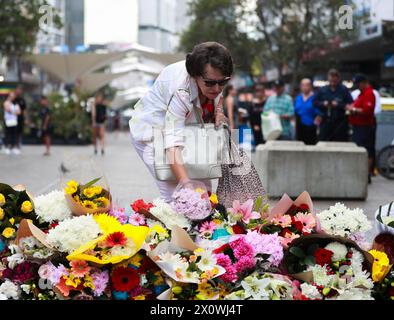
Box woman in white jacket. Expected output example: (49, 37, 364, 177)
(129, 42, 233, 201)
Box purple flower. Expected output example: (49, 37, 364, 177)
(49, 264, 69, 285)
(92, 270, 109, 297)
(171, 188, 211, 221)
(244, 231, 284, 267)
(109, 207, 128, 224)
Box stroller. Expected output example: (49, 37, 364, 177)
(377, 138, 394, 179)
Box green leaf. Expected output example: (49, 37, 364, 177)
(304, 255, 316, 266)
(81, 177, 102, 189)
(387, 221, 394, 228)
(254, 196, 262, 212)
(289, 246, 306, 258)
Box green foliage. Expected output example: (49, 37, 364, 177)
(180, 0, 366, 85)
(29, 93, 91, 143)
(0, 0, 62, 56)
(179, 0, 261, 76)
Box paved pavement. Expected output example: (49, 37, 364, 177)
(1, 132, 393, 240)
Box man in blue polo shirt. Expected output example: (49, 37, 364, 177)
(314, 69, 353, 142)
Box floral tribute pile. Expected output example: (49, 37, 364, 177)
(0, 180, 393, 301)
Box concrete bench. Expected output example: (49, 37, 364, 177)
(255, 141, 369, 199)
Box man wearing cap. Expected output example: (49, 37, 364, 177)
(347, 74, 376, 183)
(264, 80, 295, 140)
(314, 69, 353, 141)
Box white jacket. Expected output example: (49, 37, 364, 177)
(129, 60, 222, 149)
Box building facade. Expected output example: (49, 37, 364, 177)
(65, 0, 85, 52)
(138, 0, 190, 53)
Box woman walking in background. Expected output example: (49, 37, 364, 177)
(250, 83, 266, 147)
(2, 92, 21, 155)
(91, 92, 108, 155)
(294, 78, 320, 145)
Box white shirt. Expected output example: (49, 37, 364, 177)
(129, 60, 222, 149)
(351, 89, 381, 115)
(4, 102, 20, 127)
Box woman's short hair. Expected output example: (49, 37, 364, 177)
(186, 42, 234, 78)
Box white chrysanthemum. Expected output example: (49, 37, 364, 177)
(335, 288, 373, 300)
(0, 280, 20, 300)
(324, 242, 348, 261)
(109, 239, 136, 257)
(46, 215, 101, 253)
(300, 283, 323, 300)
(150, 199, 191, 230)
(350, 250, 365, 273)
(34, 190, 72, 223)
(317, 203, 371, 237)
(307, 265, 335, 287)
(351, 270, 374, 289)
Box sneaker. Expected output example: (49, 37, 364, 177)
(101, 149, 105, 156)
(12, 148, 21, 155)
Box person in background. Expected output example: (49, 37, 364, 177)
(351, 80, 381, 176)
(314, 69, 353, 142)
(237, 87, 253, 146)
(264, 79, 295, 140)
(91, 92, 107, 155)
(223, 84, 236, 130)
(39, 96, 52, 156)
(347, 74, 376, 183)
(294, 78, 320, 145)
(2, 92, 21, 155)
(14, 85, 27, 152)
(250, 83, 266, 146)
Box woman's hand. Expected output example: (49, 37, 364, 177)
(215, 112, 229, 129)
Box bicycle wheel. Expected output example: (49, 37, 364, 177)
(377, 145, 394, 179)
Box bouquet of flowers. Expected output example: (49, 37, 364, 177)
(317, 203, 372, 238)
(0, 183, 48, 241)
(34, 190, 72, 224)
(260, 192, 317, 248)
(375, 202, 394, 235)
(224, 272, 294, 300)
(171, 182, 217, 221)
(282, 235, 374, 300)
(150, 245, 225, 284)
(212, 237, 258, 285)
(66, 214, 150, 265)
(38, 260, 110, 300)
(64, 178, 111, 216)
(110, 252, 168, 300)
(0, 244, 57, 300)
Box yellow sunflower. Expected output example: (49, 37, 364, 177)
(82, 200, 98, 210)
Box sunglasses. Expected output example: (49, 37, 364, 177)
(200, 76, 231, 87)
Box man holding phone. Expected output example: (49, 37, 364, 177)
(314, 69, 353, 142)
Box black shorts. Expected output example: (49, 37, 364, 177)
(352, 125, 374, 157)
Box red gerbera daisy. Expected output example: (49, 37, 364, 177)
(131, 199, 153, 213)
(314, 248, 334, 266)
(106, 232, 127, 248)
(111, 267, 140, 292)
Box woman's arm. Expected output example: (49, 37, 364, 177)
(164, 89, 193, 184)
(3, 101, 11, 113)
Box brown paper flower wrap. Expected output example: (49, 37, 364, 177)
(280, 234, 374, 283)
(64, 189, 112, 216)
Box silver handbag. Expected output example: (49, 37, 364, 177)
(153, 89, 227, 181)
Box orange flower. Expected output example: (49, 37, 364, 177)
(70, 260, 91, 278)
